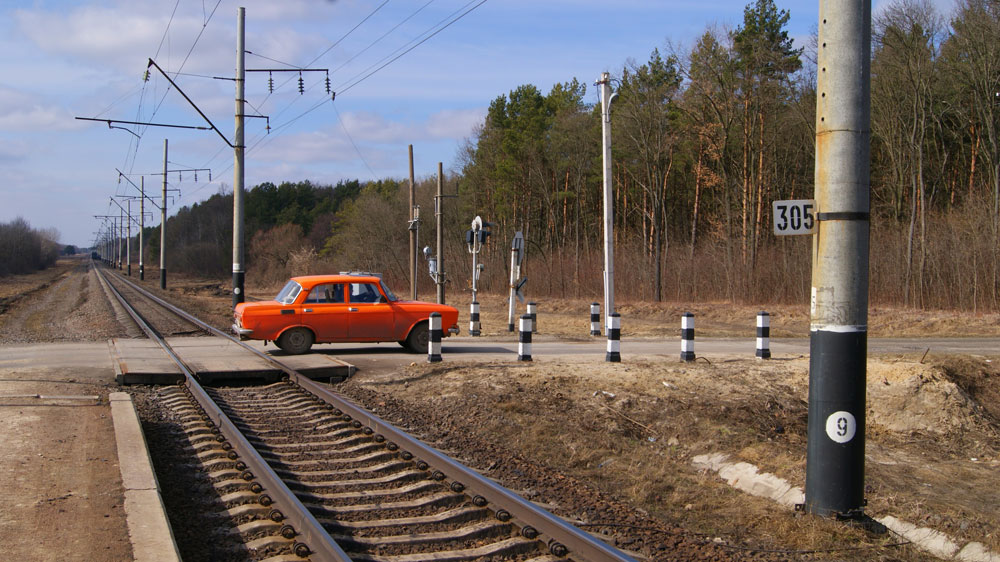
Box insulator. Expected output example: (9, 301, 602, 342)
(298, 73, 304, 94)
(208, 171, 212, 181)
(143, 70, 150, 82)
(178, 172, 182, 182)
(194, 172, 197, 182)
(325, 74, 331, 94)
(268, 72, 274, 93)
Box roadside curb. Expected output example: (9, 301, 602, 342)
(693, 453, 1000, 562)
(109, 392, 181, 562)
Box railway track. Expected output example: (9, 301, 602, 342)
(96, 264, 638, 562)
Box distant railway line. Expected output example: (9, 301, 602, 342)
(95, 264, 637, 562)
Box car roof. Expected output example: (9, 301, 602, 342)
(290, 274, 382, 285)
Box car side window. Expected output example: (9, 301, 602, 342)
(349, 283, 381, 303)
(305, 283, 344, 303)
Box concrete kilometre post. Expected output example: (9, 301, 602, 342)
(518, 314, 532, 361)
(606, 312, 621, 362)
(428, 312, 442, 363)
(469, 301, 481, 336)
(756, 311, 771, 359)
(681, 313, 695, 362)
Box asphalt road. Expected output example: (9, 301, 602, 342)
(286, 335, 999, 374)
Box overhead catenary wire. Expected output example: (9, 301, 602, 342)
(177, 0, 489, 205)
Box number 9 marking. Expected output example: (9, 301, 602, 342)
(825, 411, 857, 443)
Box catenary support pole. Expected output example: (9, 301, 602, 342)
(125, 199, 131, 275)
(804, 0, 871, 518)
(232, 6, 246, 309)
(598, 72, 616, 330)
(435, 162, 445, 305)
(160, 139, 167, 289)
(139, 176, 145, 280)
(409, 145, 417, 301)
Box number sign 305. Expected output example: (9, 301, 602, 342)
(773, 199, 816, 235)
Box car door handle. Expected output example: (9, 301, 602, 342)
(304, 308, 313, 313)
(349, 307, 358, 312)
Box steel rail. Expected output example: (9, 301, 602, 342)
(96, 265, 352, 561)
(105, 267, 638, 562)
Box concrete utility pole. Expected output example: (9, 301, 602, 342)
(409, 145, 417, 300)
(597, 72, 618, 341)
(435, 162, 445, 304)
(160, 139, 168, 289)
(804, 0, 871, 518)
(139, 176, 145, 280)
(232, 6, 246, 308)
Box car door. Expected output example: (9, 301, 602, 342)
(347, 282, 395, 340)
(300, 283, 349, 342)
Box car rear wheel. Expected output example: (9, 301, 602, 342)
(277, 327, 314, 355)
(405, 322, 429, 354)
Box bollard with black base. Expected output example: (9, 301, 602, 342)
(518, 315, 532, 361)
(756, 311, 771, 359)
(527, 302, 537, 333)
(590, 303, 601, 336)
(681, 313, 695, 362)
(605, 313, 620, 362)
(469, 301, 481, 336)
(428, 312, 442, 363)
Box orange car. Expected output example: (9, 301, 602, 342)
(233, 273, 459, 354)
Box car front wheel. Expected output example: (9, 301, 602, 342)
(277, 327, 314, 355)
(405, 323, 429, 354)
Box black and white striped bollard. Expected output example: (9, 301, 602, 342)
(756, 311, 771, 359)
(590, 302, 601, 336)
(681, 312, 695, 362)
(469, 301, 481, 336)
(606, 312, 621, 362)
(518, 314, 532, 361)
(527, 301, 537, 333)
(428, 312, 442, 363)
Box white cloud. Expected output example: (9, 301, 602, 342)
(0, 87, 82, 132)
(425, 108, 485, 140)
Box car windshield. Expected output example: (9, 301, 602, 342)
(379, 280, 398, 302)
(275, 280, 302, 304)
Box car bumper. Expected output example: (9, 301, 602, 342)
(232, 323, 253, 340)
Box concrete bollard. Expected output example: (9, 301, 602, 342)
(590, 302, 601, 336)
(526, 301, 537, 333)
(428, 312, 442, 363)
(469, 301, 481, 336)
(681, 312, 695, 362)
(518, 314, 532, 361)
(756, 311, 771, 359)
(606, 313, 621, 362)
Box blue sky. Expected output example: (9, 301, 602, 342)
(0, 0, 951, 247)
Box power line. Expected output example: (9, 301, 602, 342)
(333, 102, 378, 180)
(336, 0, 489, 95)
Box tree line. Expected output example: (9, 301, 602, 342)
(0, 217, 62, 277)
(122, 0, 999, 311)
